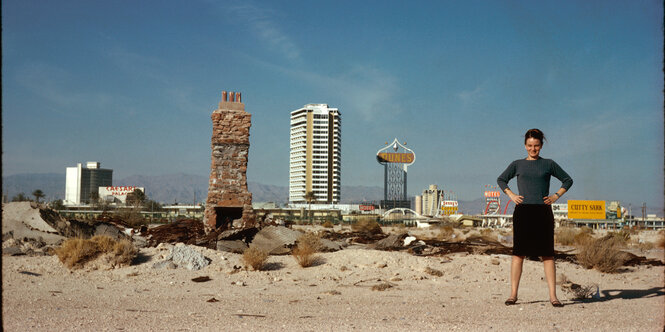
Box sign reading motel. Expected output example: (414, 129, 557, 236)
(567, 200, 606, 220)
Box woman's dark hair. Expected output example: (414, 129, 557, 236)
(524, 128, 545, 144)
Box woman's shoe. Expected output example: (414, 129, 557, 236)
(504, 297, 517, 306)
(550, 300, 564, 307)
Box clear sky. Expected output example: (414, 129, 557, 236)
(3, 0, 663, 210)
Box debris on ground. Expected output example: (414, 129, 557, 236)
(250, 226, 303, 255)
(153, 244, 211, 270)
(144, 219, 206, 247)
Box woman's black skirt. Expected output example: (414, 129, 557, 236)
(512, 204, 554, 257)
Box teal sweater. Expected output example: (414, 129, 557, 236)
(497, 157, 573, 205)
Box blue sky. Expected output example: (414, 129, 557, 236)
(3, 0, 663, 210)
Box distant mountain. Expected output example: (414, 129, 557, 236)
(3, 173, 662, 217)
(1, 173, 383, 205)
(2, 173, 64, 201)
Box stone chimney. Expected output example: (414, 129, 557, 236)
(204, 91, 254, 232)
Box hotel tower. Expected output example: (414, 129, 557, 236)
(289, 104, 341, 204)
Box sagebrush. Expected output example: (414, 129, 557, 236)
(55, 235, 137, 269)
(292, 233, 321, 268)
(575, 236, 628, 273)
(243, 246, 269, 271)
(351, 218, 383, 234)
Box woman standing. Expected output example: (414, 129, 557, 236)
(497, 128, 573, 307)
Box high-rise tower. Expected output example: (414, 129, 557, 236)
(289, 104, 341, 204)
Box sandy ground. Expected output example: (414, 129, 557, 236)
(3, 230, 664, 332)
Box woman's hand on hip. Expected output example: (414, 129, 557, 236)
(508, 192, 523, 205)
(543, 195, 558, 205)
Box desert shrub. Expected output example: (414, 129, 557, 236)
(351, 218, 383, 234)
(555, 227, 578, 245)
(575, 236, 627, 273)
(573, 232, 593, 246)
(605, 230, 630, 247)
(292, 233, 321, 268)
(556, 227, 594, 246)
(242, 246, 269, 271)
(110, 239, 138, 266)
(55, 236, 137, 269)
(322, 221, 334, 228)
(116, 207, 147, 227)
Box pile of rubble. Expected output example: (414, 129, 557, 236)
(3, 202, 663, 270)
(2, 202, 132, 256)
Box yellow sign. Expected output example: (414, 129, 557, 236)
(568, 200, 606, 219)
(377, 152, 415, 164)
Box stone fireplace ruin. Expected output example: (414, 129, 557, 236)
(204, 91, 254, 233)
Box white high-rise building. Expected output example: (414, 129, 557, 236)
(289, 104, 341, 204)
(64, 161, 113, 206)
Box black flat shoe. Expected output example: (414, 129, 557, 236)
(505, 298, 517, 306)
(550, 300, 564, 307)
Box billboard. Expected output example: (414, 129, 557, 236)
(99, 186, 145, 204)
(376, 138, 416, 166)
(441, 200, 458, 215)
(568, 200, 606, 220)
(377, 152, 414, 164)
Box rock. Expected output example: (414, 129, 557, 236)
(165, 246, 211, 270)
(318, 238, 344, 252)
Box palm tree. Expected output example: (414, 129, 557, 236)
(305, 191, 316, 224)
(32, 189, 45, 203)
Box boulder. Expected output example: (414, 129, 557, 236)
(162, 245, 211, 270)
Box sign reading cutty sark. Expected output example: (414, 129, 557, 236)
(376, 138, 416, 165)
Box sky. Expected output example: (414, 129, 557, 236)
(2, 0, 663, 211)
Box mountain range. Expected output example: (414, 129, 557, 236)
(1, 173, 386, 206)
(3, 173, 662, 217)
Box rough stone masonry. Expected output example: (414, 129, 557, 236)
(204, 91, 254, 233)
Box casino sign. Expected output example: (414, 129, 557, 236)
(376, 138, 416, 165)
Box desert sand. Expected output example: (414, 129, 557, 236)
(3, 227, 664, 332)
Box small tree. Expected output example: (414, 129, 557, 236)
(11, 193, 30, 202)
(304, 191, 316, 224)
(126, 189, 146, 207)
(32, 189, 45, 203)
(50, 199, 66, 210)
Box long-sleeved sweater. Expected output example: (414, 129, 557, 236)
(497, 157, 573, 205)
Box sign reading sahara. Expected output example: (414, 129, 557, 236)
(568, 200, 605, 219)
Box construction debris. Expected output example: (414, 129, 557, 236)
(250, 226, 303, 255)
(153, 244, 211, 271)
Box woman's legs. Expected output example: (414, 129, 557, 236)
(509, 255, 525, 300)
(542, 256, 559, 302)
